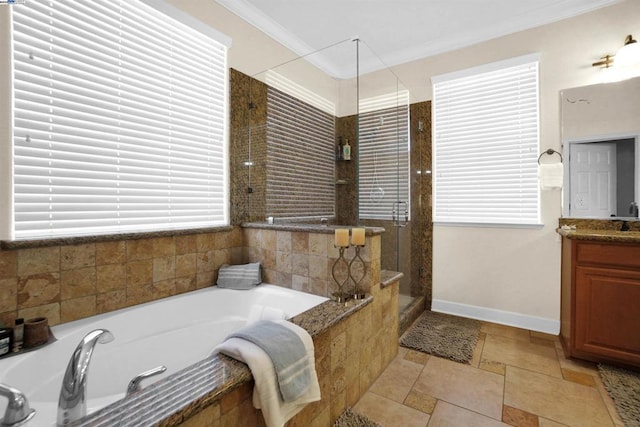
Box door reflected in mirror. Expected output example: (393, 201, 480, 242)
(561, 76, 640, 219)
(566, 138, 636, 218)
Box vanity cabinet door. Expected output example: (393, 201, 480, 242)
(574, 266, 640, 366)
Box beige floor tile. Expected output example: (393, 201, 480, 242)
(480, 359, 506, 376)
(428, 401, 510, 427)
(481, 322, 530, 342)
(482, 334, 562, 378)
(538, 418, 569, 427)
(369, 356, 424, 403)
(561, 368, 596, 387)
(504, 366, 614, 427)
(413, 356, 504, 420)
(354, 392, 430, 427)
(593, 376, 625, 427)
(530, 330, 558, 340)
(502, 405, 538, 427)
(404, 389, 437, 414)
(470, 332, 487, 368)
(554, 343, 598, 376)
(404, 349, 430, 365)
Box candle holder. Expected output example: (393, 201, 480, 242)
(331, 246, 351, 303)
(348, 245, 367, 299)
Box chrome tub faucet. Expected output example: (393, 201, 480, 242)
(0, 383, 36, 426)
(57, 329, 114, 426)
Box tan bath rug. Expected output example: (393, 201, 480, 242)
(400, 310, 480, 364)
(334, 408, 381, 427)
(598, 363, 640, 427)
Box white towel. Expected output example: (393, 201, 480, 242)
(247, 304, 286, 325)
(212, 320, 320, 427)
(539, 163, 563, 190)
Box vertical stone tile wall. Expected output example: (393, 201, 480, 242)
(241, 227, 381, 299)
(230, 69, 268, 225)
(410, 101, 433, 304)
(0, 228, 242, 328)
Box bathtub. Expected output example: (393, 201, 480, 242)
(0, 284, 328, 426)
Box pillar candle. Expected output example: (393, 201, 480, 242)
(335, 228, 349, 247)
(351, 228, 365, 246)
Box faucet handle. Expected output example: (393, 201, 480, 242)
(0, 383, 36, 427)
(126, 365, 167, 397)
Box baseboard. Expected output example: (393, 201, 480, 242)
(431, 299, 560, 335)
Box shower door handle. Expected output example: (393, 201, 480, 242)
(392, 201, 408, 227)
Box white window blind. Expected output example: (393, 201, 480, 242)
(11, 0, 229, 239)
(266, 86, 335, 220)
(432, 54, 540, 226)
(358, 91, 410, 220)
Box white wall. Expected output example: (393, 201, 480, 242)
(389, 0, 639, 333)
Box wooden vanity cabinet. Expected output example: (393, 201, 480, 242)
(560, 237, 640, 367)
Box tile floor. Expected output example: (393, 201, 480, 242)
(353, 320, 625, 427)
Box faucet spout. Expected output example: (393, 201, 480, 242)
(57, 329, 114, 426)
(0, 383, 36, 427)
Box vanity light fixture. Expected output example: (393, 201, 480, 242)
(615, 34, 640, 68)
(592, 34, 640, 69)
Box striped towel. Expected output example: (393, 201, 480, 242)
(229, 320, 311, 402)
(217, 262, 262, 289)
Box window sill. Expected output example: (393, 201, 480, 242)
(434, 221, 545, 230)
(1, 225, 233, 250)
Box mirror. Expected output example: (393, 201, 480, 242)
(560, 76, 640, 219)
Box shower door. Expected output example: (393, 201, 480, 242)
(357, 88, 413, 297)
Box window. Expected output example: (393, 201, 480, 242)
(432, 54, 540, 226)
(265, 80, 336, 220)
(358, 91, 410, 220)
(10, 0, 230, 239)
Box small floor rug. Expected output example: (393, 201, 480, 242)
(334, 408, 381, 427)
(400, 310, 481, 364)
(598, 364, 640, 427)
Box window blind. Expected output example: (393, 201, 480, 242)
(432, 55, 540, 226)
(266, 86, 335, 220)
(11, 0, 229, 239)
(358, 91, 410, 220)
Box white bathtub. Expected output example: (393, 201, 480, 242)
(0, 284, 328, 426)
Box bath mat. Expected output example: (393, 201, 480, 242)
(334, 408, 381, 427)
(399, 310, 480, 364)
(598, 363, 640, 427)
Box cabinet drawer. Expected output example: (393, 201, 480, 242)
(575, 241, 640, 269)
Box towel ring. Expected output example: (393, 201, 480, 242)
(537, 149, 562, 165)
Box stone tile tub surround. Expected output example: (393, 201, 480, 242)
(0, 227, 243, 328)
(240, 223, 383, 299)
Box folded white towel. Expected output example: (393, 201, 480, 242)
(212, 320, 320, 427)
(539, 163, 563, 190)
(247, 304, 286, 325)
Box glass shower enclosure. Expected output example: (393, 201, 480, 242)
(235, 37, 429, 321)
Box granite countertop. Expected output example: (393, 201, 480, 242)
(241, 222, 386, 236)
(557, 227, 640, 243)
(557, 218, 640, 243)
(380, 270, 403, 288)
